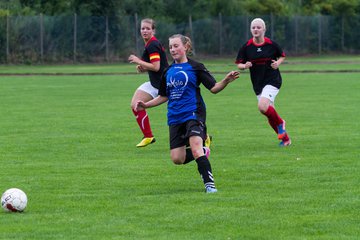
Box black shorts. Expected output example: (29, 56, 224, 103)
(169, 120, 207, 149)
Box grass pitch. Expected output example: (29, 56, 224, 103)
(0, 57, 359, 239)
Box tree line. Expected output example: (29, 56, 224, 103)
(0, 0, 359, 19)
(0, 0, 359, 64)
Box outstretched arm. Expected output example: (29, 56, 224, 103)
(134, 95, 168, 111)
(210, 71, 240, 94)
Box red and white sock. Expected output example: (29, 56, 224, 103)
(132, 109, 153, 138)
(263, 106, 283, 134)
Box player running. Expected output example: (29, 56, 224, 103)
(235, 18, 291, 146)
(135, 34, 239, 193)
(129, 18, 169, 147)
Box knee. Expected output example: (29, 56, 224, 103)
(258, 103, 268, 114)
(170, 152, 185, 165)
(172, 159, 183, 165)
(191, 148, 204, 159)
(130, 98, 136, 110)
(131, 101, 144, 112)
(130, 98, 139, 110)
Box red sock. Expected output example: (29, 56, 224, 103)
(263, 106, 283, 134)
(132, 109, 153, 138)
(268, 119, 278, 134)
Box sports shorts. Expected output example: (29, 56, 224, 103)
(137, 81, 159, 99)
(169, 120, 207, 149)
(256, 84, 279, 103)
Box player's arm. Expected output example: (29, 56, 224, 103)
(210, 71, 240, 94)
(135, 95, 168, 111)
(128, 55, 161, 72)
(235, 46, 252, 70)
(198, 63, 239, 94)
(271, 56, 285, 69)
(237, 61, 252, 70)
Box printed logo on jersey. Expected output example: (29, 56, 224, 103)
(257, 48, 262, 52)
(191, 130, 200, 134)
(167, 70, 189, 100)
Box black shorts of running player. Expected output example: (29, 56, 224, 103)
(169, 120, 207, 149)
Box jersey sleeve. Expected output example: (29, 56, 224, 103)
(235, 44, 247, 64)
(147, 41, 162, 63)
(158, 68, 168, 97)
(272, 40, 286, 58)
(196, 63, 216, 90)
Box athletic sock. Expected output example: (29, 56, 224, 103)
(268, 119, 278, 134)
(183, 147, 207, 164)
(263, 105, 283, 133)
(132, 109, 153, 138)
(184, 148, 195, 164)
(195, 155, 215, 189)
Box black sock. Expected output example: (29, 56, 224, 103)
(195, 155, 215, 189)
(183, 148, 195, 164)
(184, 147, 207, 164)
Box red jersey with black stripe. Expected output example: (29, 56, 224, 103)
(142, 36, 169, 89)
(235, 37, 285, 95)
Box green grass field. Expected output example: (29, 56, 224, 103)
(0, 56, 359, 239)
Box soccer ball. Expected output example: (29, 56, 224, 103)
(1, 188, 28, 212)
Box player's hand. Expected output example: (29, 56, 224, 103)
(271, 60, 279, 69)
(225, 71, 240, 83)
(136, 65, 146, 73)
(244, 61, 252, 69)
(134, 100, 146, 111)
(128, 54, 140, 64)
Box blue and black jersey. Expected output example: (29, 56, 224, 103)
(159, 58, 216, 126)
(235, 37, 285, 95)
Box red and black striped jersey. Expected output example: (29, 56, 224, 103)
(235, 37, 285, 95)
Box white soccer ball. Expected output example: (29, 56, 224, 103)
(1, 188, 28, 212)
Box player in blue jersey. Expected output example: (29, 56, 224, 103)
(235, 18, 291, 147)
(128, 18, 169, 147)
(135, 34, 239, 193)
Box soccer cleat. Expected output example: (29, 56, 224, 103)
(205, 186, 218, 193)
(205, 134, 212, 148)
(136, 137, 156, 147)
(203, 147, 210, 159)
(279, 138, 292, 147)
(277, 120, 287, 140)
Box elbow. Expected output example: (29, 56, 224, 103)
(210, 89, 219, 94)
(153, 63, 161, 72)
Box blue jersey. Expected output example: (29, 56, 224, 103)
(159, 58, 216, 125)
